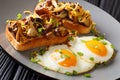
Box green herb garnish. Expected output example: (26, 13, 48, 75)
(30, 57, 40, 63)
(65, 72, 72, 76)
(31, 51, 38, 57)
(90, 29, 96, 34)
(39, 0, 44, 2)
(73, 70, 78, 75)
(61, 54, 70, 59)
(38, 27, 44, 33)
(58, 49, 62, 54)
(48, 18, 59, 27)
(89, 57, 94, 61)
(39, 48, 46, 55)
(111, 44, 115, 49)
(77, 52, 84, 56)
(84, 73, 91, 78)
(101, 41, 107, 45)
(103, 62, 108, 66)
(93, 36, 104, 41)
(17, 13, 22, 20)
(90, 22, 98, 35)
(81, 40, 86, 43)
(57, 68, 61, 72)
(65, 71, 78, 76)
(43, 66, 49, 70)
(68, 36, 74, 41)
(78, 16, 82, 22)
(71, 30, 76, 35)
(6, 20, 10, 23)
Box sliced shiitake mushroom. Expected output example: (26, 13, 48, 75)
(53, 3, 66, 12)
(56, 10, 68, 18)
(54, 27, 68, 37)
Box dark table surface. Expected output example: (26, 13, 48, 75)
(0, 0, 120, 80)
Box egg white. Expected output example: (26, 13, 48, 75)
(35, 44, 95, 74)
(69, 36, 114, 63)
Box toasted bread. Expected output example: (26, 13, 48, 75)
(5, 0, 95, 51)
(6, 25, 68, 51)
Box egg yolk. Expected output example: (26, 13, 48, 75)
(85, 40, 107, 57)
(51, 49, 77, 67)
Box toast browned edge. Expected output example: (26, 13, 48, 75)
(6, 25, 69, 51)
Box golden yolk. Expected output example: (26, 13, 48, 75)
(85, 40, 107, 57)
(51, 49, 77, 67)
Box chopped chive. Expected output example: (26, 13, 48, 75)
(103, 62, 108, 66)
(111, 44, 115, 49)
(43, 66, 49, 70)
(73, 70, 78, 75)
(30, 57, 40, 63)
(57, 68, 61, 72)
(84, 73, 91, 78)
(93, 36, 104, 41)
(90, 29, 95, 34)
(39, 48, 46, 55)
(89, 57, 94, 61)
(81, 40, 86, 43)
(68, 36, 74, 41)
(39, 0, 44, 2)
(17, 13, 22, 20)
(61, 54, 70, 59)
(98, 36, 104, 39)
(77, 52, 84, 56)
(49, 18, 54, 24)
(58, 49, 62, 54)
(72, 52, 77, 56)
(6, 20, 10, 23)
(55, 21, 59, 27)
(48, 18, 59, 27)
(101, 41, 107, 45)
(78, 16, 82, 22)
(71, 30, 76, 35)
(65, 72, 72, 76)
(38, 27, 44, 33)
(31, 51, 38, 57)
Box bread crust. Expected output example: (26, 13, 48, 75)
(6, 25, 68, 51)
(63, 20, 92, 34)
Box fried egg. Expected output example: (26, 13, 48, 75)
(69, 36, 114, 63)
(35, 44, 95, 75)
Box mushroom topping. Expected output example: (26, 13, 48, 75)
(56, 10, 68, 18)
(53, 3, 66, 12)
(78, 10, 92, 27)
(54, 27, 68, 37)
(51, 0, 58, 8)
(16, 25, 22, 41)
(27, 20, 38, 37)
(35, 8, 51, 17)
(8, 21, 18, 33)
(79, 17, 92, 27)
(8, 20, 26, 42)
(8, 21, 20, 39)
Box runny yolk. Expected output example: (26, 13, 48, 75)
(51, 49, 77, 67)
(85, 40, 107, 57)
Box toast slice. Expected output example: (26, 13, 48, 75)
(5, 0, 95, 51)
(6, 25, 69, 51)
